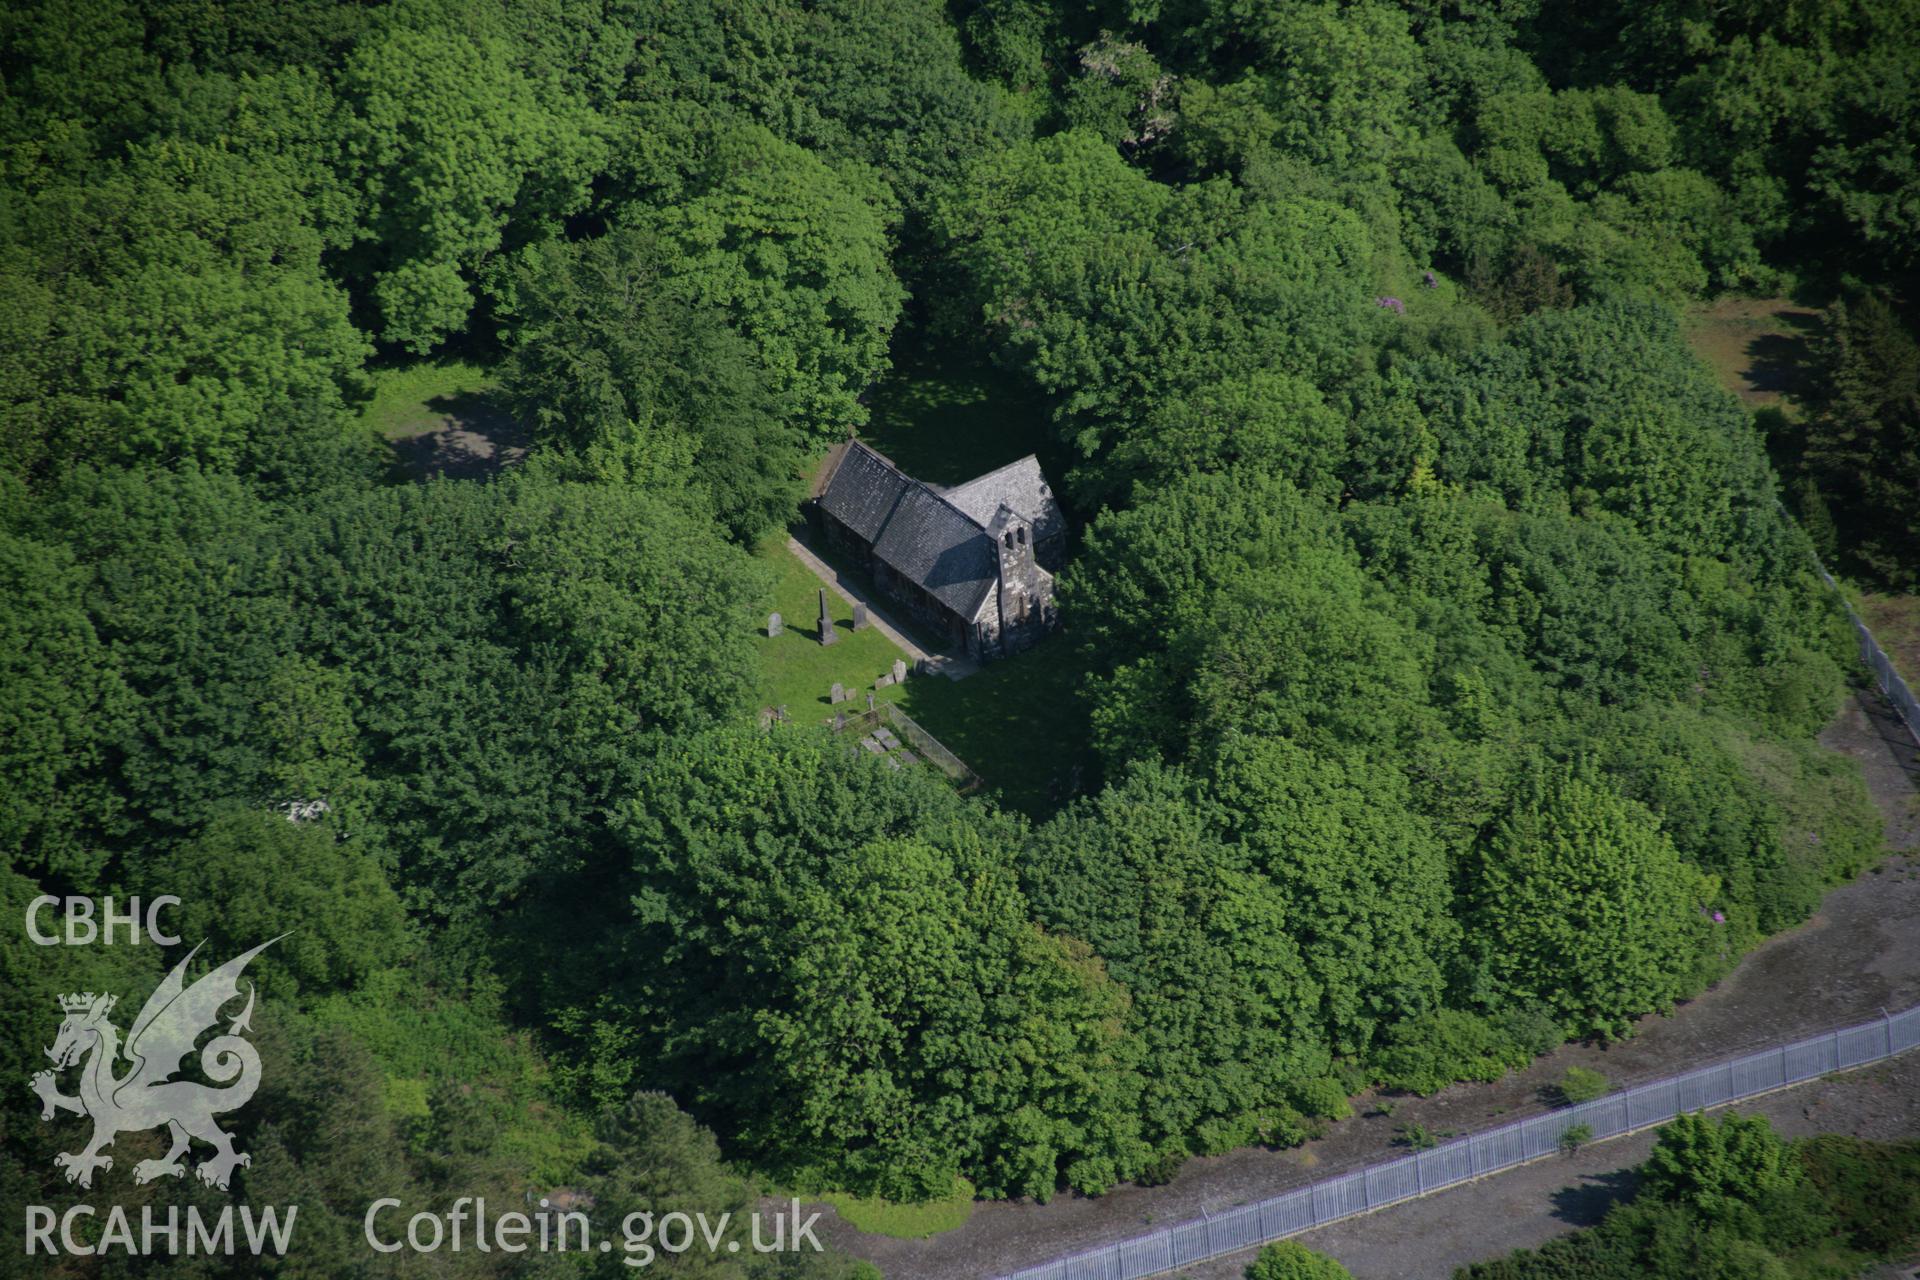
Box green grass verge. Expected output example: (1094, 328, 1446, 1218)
(818, 1177, 975, 1239)
(750, 538, 915, 722)
(1724, 709, 1885, 907)
(1856, 592, 1920, 686)
(356, 358, 499, 440)
(1681, 296, 1821, 414)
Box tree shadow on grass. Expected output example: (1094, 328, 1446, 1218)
(387, 390, 531, 481)
(1548, 1167, 1639, 1227)
(1742, 308, 1823, 400)
(861, 330, 1056, 489)
(1859, 689, 1920, 788)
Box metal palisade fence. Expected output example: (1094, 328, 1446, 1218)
(997, 1005, 1920, 1280)
(1814, 562, 1920, 748)
(1792, 499, 1920, 747)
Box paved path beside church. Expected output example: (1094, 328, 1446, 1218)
(784, 535, 979, 680)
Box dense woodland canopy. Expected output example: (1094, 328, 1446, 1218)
(3, 0, 1916, 1265)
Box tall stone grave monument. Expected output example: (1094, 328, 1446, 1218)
(817, 588, 837, 646)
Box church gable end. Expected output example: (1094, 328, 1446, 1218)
(807, 442, 1062, 660)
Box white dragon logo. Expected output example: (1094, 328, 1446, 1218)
(30, 937, 280, 1190)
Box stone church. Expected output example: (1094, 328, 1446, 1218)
(808, 441, 1065, 661)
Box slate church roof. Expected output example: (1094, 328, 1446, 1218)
(815, 442, 1060, 620)
(872, 486, 1000, 617)
(937, 456, 1064, 547)
(815, 441, 908, 544)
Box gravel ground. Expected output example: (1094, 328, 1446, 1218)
(832, 690, 1920, 1280)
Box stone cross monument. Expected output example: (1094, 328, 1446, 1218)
(817, 588, 837, 646)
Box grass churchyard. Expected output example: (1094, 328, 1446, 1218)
(750, 537, 914, 723)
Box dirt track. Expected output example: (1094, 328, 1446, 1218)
(831, 689, 1920, 1280)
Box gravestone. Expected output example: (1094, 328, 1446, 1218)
(832, 712, 847, 732)
(830, 682, 846, 704)
(817, 588, 837, 646)
(875, 674, 894, 689)
(766, 611, 783, 637)
(776, 705, 789, 722)
(851, 601, 869, 631)
(891, 658, 908, 683)
(866, 691, 876, 711)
